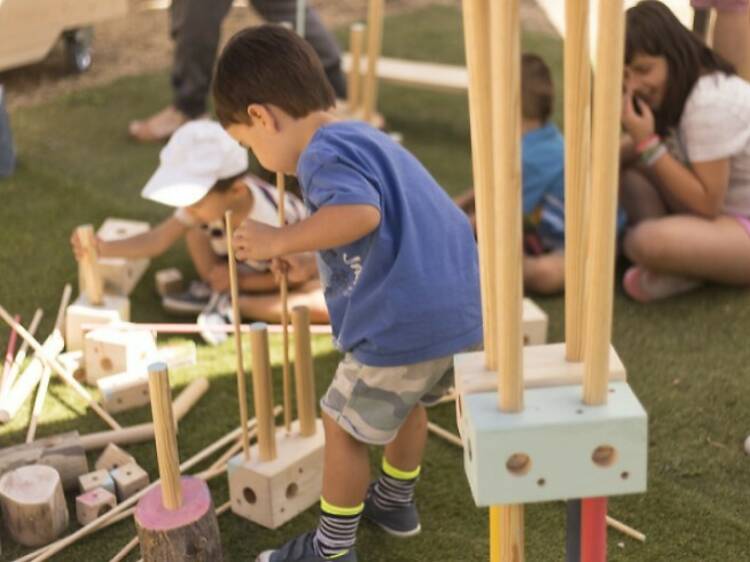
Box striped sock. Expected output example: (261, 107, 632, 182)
(313, 498, 363, 558)
(370, 457, 421, 511)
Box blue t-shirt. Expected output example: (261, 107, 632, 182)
(522, 123, 566, 249)
(297, 121, 483, 367)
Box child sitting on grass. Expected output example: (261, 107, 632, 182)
(70, 119, 328, 324)
(456, 53, 566, 294)
(213, 25, 482, 562)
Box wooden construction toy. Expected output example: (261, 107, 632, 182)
(58, 350, 85, 382)
(97, 370, 150, 413)
(75, 486, 117, 525)
(157, 340, 197, 370)
(0, 464, 69, 547)
(134, 362, 223, 561)
(84, 327, 156, 383)
(227, 322, 324, 530)
(347, 23, 365, 116)
(95, 443, 136, 472)
(0, 431, 88, 491)
(96, 218, 151, 296)
(0, 307, 42, 400)
(456, 1, 647, 559)
(79, 468, 116, 496)
(155, 268, 184, 297)
(362, 0, 384, 124)
(112, 462, 150, 501)
(521, 298, 548, 345)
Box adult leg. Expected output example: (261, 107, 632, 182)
(251, 0, 347, 98)
(625, 214, 750, 284)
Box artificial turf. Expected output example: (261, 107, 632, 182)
(0, 4, 749, 561)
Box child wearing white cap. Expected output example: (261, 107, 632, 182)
(71, 119, 328, 324)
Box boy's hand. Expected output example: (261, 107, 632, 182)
(69, 229, 102, 261)
(233, 219, 281, 262)
(271, 253, 317, 286)
(208, 264, 230, 293)
(621, 87, 655, 144)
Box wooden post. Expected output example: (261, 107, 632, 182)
(77, 224, 104, 306)
(348, 23, 366, 115)
(0, 305, 122, 430)
(461, 0, 497, 370)
(491, 0, 525, 559)
(362, 0, 384, 123)
(249, 323, 277, 461)
(0, 465, 69, 547)
(564, 0, 591, 363)
(277, 172, 293, 433)
(146, 363, 182, 510)
(580, 2, 625, 560)
(225, 210, 251, 460)
(292, 306, 317, 436)
(1, 307, 43, 400)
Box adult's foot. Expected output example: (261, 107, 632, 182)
(128, 105, 194, 143)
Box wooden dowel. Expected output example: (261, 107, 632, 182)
(0, 305, 121, 430)
(563, 0, 591, 363)
(461, 0, 497, 369)
(296, 0, 306, 37)
(276, 172, 293, 433)
(292, 306, 317, 436)
(249, 323, 277, 461)
(362, 0, 384, 123)
(225, 210, 251, 460)
(348, 23, 366, 114)
(490, 1, 525, 560)
(77, 225, 104, 306)
(208, 427, 258, 472)
(25, 365, 51, 442)
(109, 536, 138, 562)
(1, 313, 21, 395)
(83, 321, 333, 335)
(2, 308, 43, 400)
(147, 362, 182, 510)
(426, 421, 462, 448)
(606, 515, 645, 543)
(54, 283, 72, 333)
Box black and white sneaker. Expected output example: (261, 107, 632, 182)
(197, 293, 233, 346)
(162, 281, 212, 315)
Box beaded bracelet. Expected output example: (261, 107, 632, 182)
(640, 142, 667, 167)
(635, 133, 660, 155)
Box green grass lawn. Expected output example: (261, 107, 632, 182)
(1, 5, 749, 561)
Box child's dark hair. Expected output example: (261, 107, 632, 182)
(521, 54, 554, 123)
(626, 0, 734, 134)
(213, 25, 336, 127)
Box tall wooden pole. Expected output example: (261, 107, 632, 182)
(77, 225, 103, 305)
(276, 173, 292, 433)
(348, 23, 366, 115)
(147, 363, 182, 510)
(362, 0, 384, 123)
(292, 306, 317, 436)
(225, 211, 251, 460)
(581, 1, 625, 560)
(249, 323, 277, 462)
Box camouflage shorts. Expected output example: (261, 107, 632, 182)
(320, 353, 455, 445)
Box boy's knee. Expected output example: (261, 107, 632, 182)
(525, 255, 565, 295)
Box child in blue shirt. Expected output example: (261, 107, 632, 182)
(212, 25, 482, 562)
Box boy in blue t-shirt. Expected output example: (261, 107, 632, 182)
(213, 26, 482, 562)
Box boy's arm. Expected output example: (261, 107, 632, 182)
(233, 204, 381, 262)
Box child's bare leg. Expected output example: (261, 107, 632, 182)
(625, 214, 750, 284)
(620, 167, 668, 223)
(524, 252, 565, 295)
(238, 281, 329, 323)
(321, 411, 371, 507)
(384, 404, 427, 471)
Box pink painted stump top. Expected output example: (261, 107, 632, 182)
(135, 476, 212, 531)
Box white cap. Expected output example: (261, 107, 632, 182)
(141, 120, 249, 207)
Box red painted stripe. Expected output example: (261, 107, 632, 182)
(581, 497, 607, 562)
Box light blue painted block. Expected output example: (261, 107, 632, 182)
(461, 382, 647, 506)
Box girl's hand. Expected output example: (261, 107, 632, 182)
(621, 88, 655, 144)
(233, 219, 282, 262)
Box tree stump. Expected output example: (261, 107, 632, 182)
(0, 465, 69, 546)
(135, 476, 222, 562)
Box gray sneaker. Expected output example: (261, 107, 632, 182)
(363, 485, 421, 538)
(162, 280, 212, 314)
(255, 531, 357, 562)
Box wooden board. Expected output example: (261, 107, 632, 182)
(341, 53, 468, 92)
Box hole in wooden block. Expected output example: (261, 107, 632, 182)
(298, 467, 304, 475)
(100, 357, 113, 372)
(621, 471, 630, 480)
(505, 453, 531, 476)
(609, 387, 616, 394)
(125, 470, 132, 476)
(117, 398, 123, 404)
(576, 409, 584, 415)
(243, 487, 257, 505)
(97, 504, 112, 517)
(285, 483, 299, 499)
(116, 227, 127, 236)
(141, 389, 148, 397)
(592, 445, 617, 468)
(537, 478, 546, 487)
(523, 335, 530, 345)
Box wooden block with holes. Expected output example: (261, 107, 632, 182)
(522, 298, 548, 345)
(84, 327, 156, 383)
(228, 419, 324, 530)
(78, 469, 115, 496)
(58, 350, 86, 382)
(155, 268, 183, 297)
(111, 462, 149, 500)
(75, 486, 117, 525)
(96, 218, 151, 296)
(94, 443, 135, 472)
(97, 370, 150, 413)
(65, 293, 130, 352)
